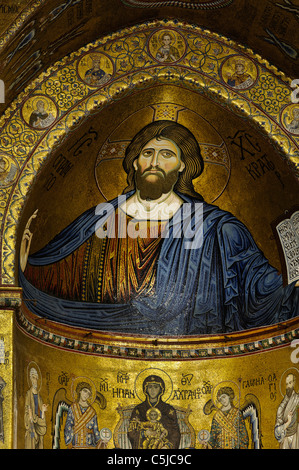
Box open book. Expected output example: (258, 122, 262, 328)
(272, 207, 299, 286)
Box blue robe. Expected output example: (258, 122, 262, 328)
(19, 192, 298, 335)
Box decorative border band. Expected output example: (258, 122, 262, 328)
(120, 0, 233, 9)
(1, 19, 298, 286)
(16, 307, 299, 360)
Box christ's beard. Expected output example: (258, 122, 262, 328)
(135, 166, 179, 200)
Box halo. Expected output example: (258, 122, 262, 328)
(279, 368, 299, 398)
(70, 376, 97, 405)
(233, 57, 246, 68)
(0, 155, 9, 172)
(95, 102, 231, 204)
(134, 368, 173, 403)
(146, 407, 162, 421)
(32, 96, 49, 112)
(222, 55, 256, 78)
(291, 106, 299, 119)
(89, 53, 102, 61)
(158, 30, 176, 45)
(211, 380, 240, 409)
(88, 53, 103, 66)
(26, 361, 42, 391)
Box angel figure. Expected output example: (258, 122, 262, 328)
(203, 385, 262, 449)
(51, 378, 108, 449)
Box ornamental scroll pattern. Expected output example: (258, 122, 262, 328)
(0, 19, 298, 284)
(16, 307, 299, 360)
(120, 0, 234, 10)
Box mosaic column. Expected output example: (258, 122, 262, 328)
(0, 287, 22, 449)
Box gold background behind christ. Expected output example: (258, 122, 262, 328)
(15, 85, 298, 273)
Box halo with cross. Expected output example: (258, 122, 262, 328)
(95, 102, 231, 203)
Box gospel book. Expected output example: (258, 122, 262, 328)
(272, 206, 299, 286)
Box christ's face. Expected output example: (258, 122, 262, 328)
(135, 138, 184, 176)
(149, 410, 158, 421)
(133, 137, 185, 200)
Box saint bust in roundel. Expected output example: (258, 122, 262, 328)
(155, 31, 181, 63)
(222, 56, 256, 90)
(19, 119, 299, 335)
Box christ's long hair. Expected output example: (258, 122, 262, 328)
(122, 120, 204, 200)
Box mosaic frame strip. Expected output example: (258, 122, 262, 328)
(16, 307, 299, 360)
(120, 0, 234, 9)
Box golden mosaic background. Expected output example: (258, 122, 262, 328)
(14, 324, 299, 449)
(0, 19, 298, 285)
(0, 4, 298, 450)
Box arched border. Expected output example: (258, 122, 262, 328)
(16, 305, 299, 360)
(0, 19, 298, 286)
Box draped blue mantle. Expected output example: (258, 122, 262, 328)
(19, 193, 299, 335)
